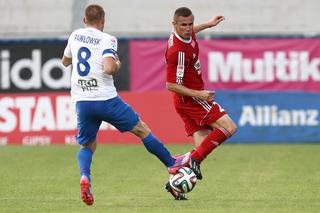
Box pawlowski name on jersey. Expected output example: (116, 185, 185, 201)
(166, 31, 204, 94)
(64, 27, 118, 103)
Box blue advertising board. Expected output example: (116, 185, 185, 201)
(215, 91, 320, 143)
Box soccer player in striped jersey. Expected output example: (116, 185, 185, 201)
(62, 4, 191, 205)
(165, 7, 238, 197)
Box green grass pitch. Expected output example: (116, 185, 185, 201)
(0, 144, 319, 213)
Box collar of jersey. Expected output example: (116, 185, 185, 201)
(174, 31, 192, 44)
(86, 27, 101, 32)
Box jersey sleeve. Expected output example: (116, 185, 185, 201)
(102, 35, 118, 59)
(166, 49, 185, 85)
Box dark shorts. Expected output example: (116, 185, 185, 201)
(76, 96, 139, 145)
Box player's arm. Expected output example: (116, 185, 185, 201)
(193, 16, 225, 33)
(103, 56, 121, 75)
(62, 55, 72, 67)
(103, 36, 121, 75)
(166, 82, 214, 101)
(166, 50, 214, 101)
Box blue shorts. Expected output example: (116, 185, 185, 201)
(75, 96, 139, 145)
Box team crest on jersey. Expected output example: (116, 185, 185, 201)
(194, 58, 201, 75)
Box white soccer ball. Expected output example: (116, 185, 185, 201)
(169, 167, 197, 193)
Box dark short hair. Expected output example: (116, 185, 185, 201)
(85, 4, 105, 24)
(174, 7, 193, 19)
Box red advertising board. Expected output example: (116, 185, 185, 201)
(0, 91, 192, 145)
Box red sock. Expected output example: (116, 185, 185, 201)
(191, 127, 231, 162)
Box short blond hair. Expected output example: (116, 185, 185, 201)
(85, 4, 105, 24)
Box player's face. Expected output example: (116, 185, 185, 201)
(173, 15, 194, 40)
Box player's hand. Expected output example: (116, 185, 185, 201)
(206, 16, 225, 28)
(198, 90, 215, 101)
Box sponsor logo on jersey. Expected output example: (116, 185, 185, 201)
(78, 78, 98, 91)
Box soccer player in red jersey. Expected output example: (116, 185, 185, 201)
(165, 7, 238, 180)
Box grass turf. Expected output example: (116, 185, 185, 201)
(0, 144, 319, 213)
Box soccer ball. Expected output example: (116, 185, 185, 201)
(169, 167, 197, 193)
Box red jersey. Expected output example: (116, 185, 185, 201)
(165, 31, 226, 136)
(165, 31, 204, 94)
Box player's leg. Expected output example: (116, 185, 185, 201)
(130, 120, 190, 170)
(186, 128, 211, 180)
(101, 96, 186, 169)
(178, 100, 237, 179)
(77, 141, 97, 182)
(76, 101, 102, 206)
(191, 114, 237, 162)
(130, 119, 177, 167)
(193, 128, 212, 147)
(130, 119, 191, 200)
(104, 96, 190, 200)
(79, 143, 95, 206)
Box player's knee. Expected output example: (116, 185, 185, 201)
(221, 120, 237, 137)
(228, 122, 238, 136)
(131, 120, 150, 138)
(81, 140, 97, 153)
(140, 121, 151, 132)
